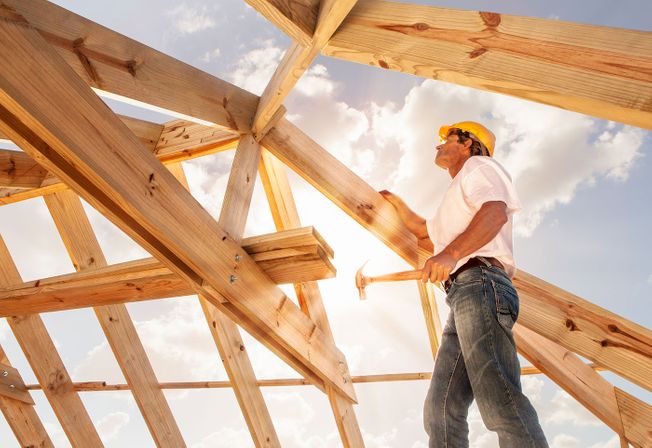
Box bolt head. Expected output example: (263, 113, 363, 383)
(8, 384, 15, 390)
(229, 275, 237, 283)
(1, 371, 7, 377)
(234, 254, 241, 262)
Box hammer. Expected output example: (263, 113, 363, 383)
(355, 262, 423, 300)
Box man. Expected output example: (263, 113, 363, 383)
(380, 122, 548, 447)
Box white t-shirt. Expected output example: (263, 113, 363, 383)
(426, 156, 522, 278)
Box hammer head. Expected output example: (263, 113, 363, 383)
(355, 260, 369, 300)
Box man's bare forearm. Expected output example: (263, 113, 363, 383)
(379, 190, 429, 240)
(442, 201, 508, 260)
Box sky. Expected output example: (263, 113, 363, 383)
(0, 1, 650, 447)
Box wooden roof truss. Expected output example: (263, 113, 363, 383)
(0, 0, 650, 446)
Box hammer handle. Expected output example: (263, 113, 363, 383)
(369, 269, 422, 284)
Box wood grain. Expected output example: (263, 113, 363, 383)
(324, 0, 652, 129)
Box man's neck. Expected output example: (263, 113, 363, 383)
(448, 155, 472, 179)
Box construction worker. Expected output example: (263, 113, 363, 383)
(380, 122, 548, 447)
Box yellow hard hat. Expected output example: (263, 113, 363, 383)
(439, 121, 496, 157)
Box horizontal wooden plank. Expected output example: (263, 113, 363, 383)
(324, 0, 652, 129)
(155, 120, 239, 163)
(0, 124, 237, 206)
(0, 149, 48, 189)
(4, 0, 259, 132)
(0, 226, 336, 315)
(262, 118, 652, 392)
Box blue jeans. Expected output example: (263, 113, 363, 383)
(424, 263, 548, 447)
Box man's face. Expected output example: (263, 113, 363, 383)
(434, 132, 469, 169)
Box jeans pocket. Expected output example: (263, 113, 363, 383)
(491, 280, 519, 330)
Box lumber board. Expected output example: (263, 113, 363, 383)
(0, 227, 336, 315)
(0, 12, 353, 401)
(199, 140, 282, 448)
(0, 148, 48, 189)
(0, 121, 236, 206)
(0, 362, 33, 405)
(515, 325, 652, 448)
(22, 365, 606, 392)
(0, 237, 103, 447)
(514, 270, 652, 392)
(155, 120, 239, 163)
(2, 0, 258, 132)
(416, 250, 442, 359)
(258, 149, 364, 447)
(615, 387, 652, 448)
(0, 345, 53, 448)
(252, 0, 357, 137)
(323, 0, 652, 129)
(262, 118, 652, 392)
(244, 0, 319, 46)
(44, 189, 186, 447)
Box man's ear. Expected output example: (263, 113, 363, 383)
(464, 139, 473, 149)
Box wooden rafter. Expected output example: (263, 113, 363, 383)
(44, 189, 186, 447)
(258, 149, 364, 447)
(0, 344, 53, 448)
(261, 118, 652, 389)
(250, 0, 358, 138)
(244, 0, 319, 47)
(170, 150, 282, 447)
(515, 325, 652, 447)
(3, 0, 258, 132)
(0, 11, 354, 402)
(0, 237, 103, 446)
(323, 0, 652, 129)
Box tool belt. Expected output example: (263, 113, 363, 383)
(442, 256, 504, 293)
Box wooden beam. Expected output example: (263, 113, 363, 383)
(323, 0, 652, 129)
(22, 364, 607, 391)
(416, 250, 442, 359)
(252, 0, 358, 138)
(0, 344, 53, 448)
(154, 120, 239, 163)
(0, 12, 354, 401)
(0, 226, 336, 316)
(44, 189, 186, 447)
(515, 325, 652, 448)
(0, 237, 103, 446)
(0, 148, 48, 189)
(192, 137, 282, 447)
(0, 118, 239, 206)
(3, 0, 258, 132)
(514, 270, 652, 392)
(262, 118, 652, 391)
(244, 0, 318, 46)
(258, 149, 364, 447)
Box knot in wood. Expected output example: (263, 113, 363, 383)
(414, 22, 429, 31)
(479, 11, 501, 28)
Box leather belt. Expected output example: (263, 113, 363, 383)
(442, 257, 504, 293)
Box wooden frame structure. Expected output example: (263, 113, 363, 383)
(0, 0, 650, 446)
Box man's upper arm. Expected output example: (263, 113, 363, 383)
(463, 163, 522, 215)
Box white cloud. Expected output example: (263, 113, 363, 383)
(96, 411, 130, 442)
(545, 390, 602, 427)
(367, 80, 646, 236)
(192, 427, 253, 448)
(589, 435, 621, 448)
(551, 433, 580, 448)
(228, 39, 284, 95)
(167, 3, 217, 35)
(200, 48, 221, 63)
(295, 64, 336, 97)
